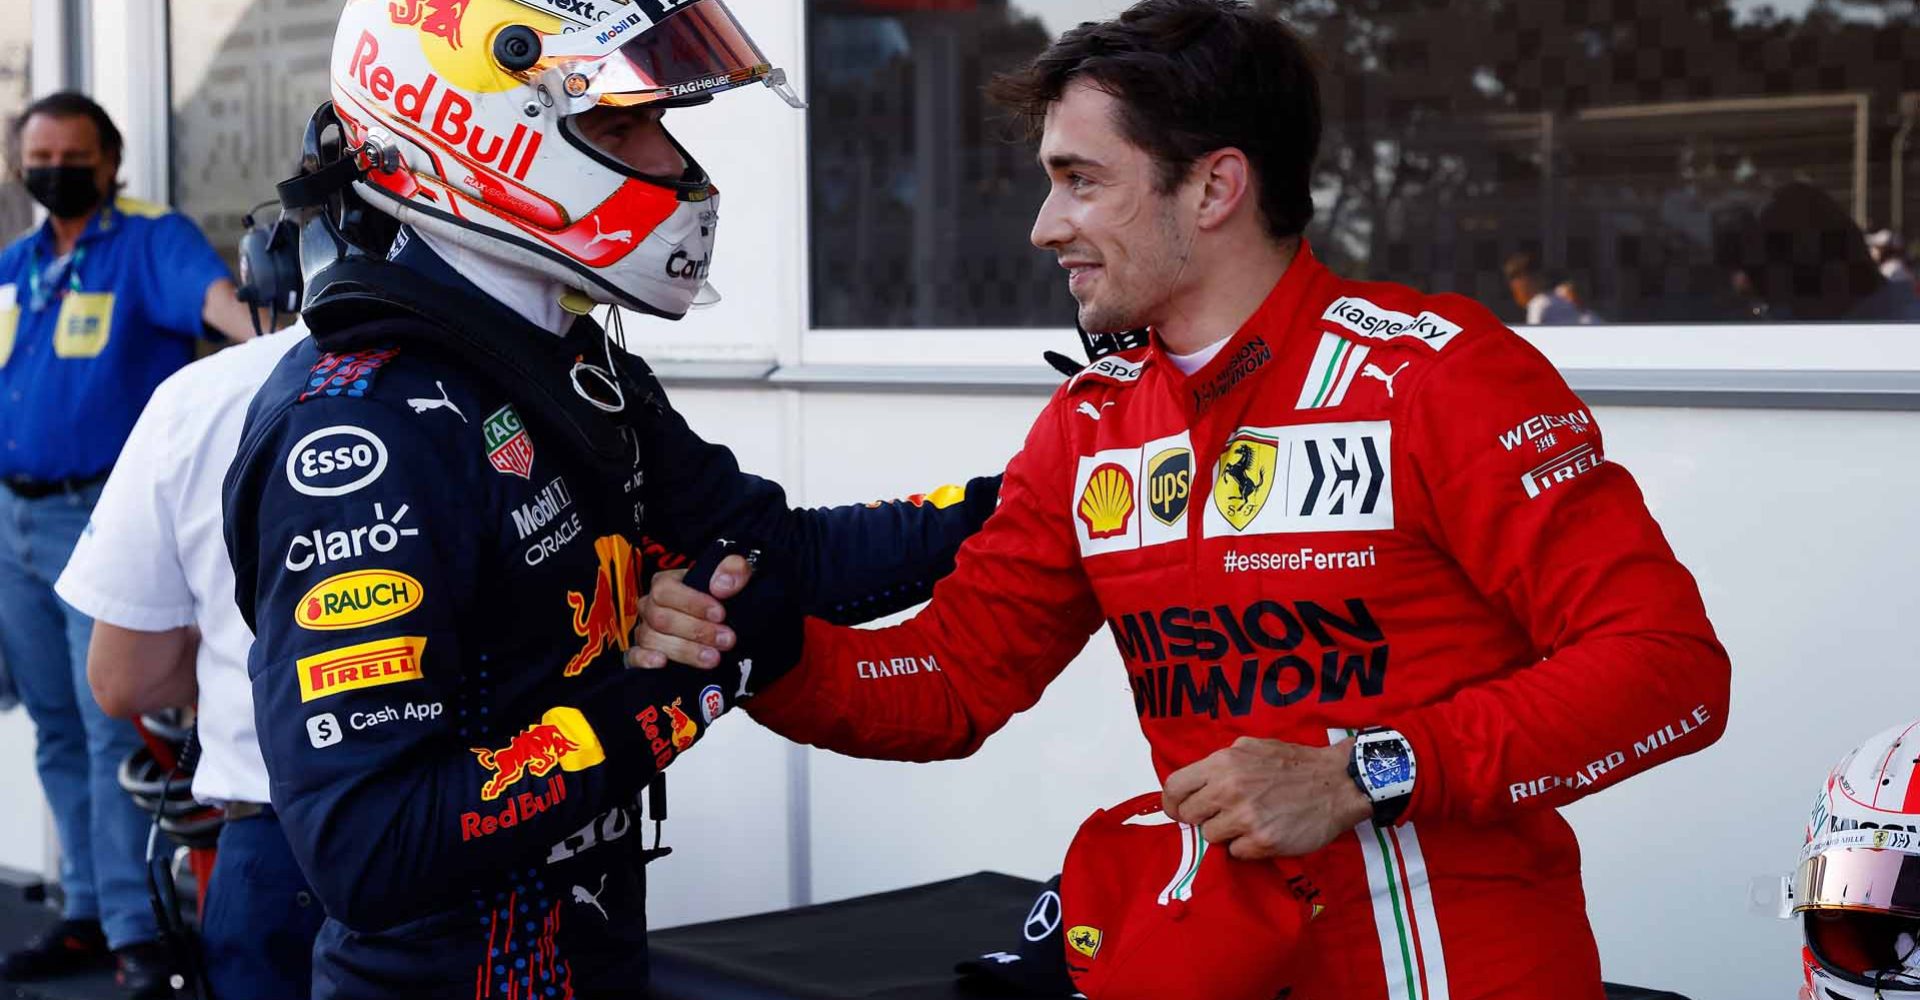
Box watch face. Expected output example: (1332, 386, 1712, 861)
(1362, 748, 1413, 789)
(1358, 736, 1415, 799)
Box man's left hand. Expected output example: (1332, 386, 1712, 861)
(1161, 736, 1374, 859)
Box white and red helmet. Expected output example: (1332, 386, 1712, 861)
(326, 0, 797, 318)
(1795, 721, 1920, 999)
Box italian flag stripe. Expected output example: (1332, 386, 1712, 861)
(1298, 333, 1372, 409)
(1335, 729, 1450, 1000)
(1159, 822, 1204, 905)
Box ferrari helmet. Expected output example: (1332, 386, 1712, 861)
(1795, 721, 1920, 999)
(326, 0, 799, 318)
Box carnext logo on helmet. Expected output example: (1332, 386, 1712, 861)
(596, 13, 643, 45)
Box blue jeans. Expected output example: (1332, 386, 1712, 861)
(0, 481, 156, 948)
(202, 811, 324, 1000)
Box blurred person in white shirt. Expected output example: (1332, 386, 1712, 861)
(54, 322, 320, 1000)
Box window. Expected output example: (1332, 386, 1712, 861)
(805, 0, 1920, 329)
(807, 1, 1133, 329)
(0, 6, 32, 239)
(169, 0, 336, 259)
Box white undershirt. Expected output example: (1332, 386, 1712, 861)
(1167, 336, 1231, 375)
(414, 226, 573, 336)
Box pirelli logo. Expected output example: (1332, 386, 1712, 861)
(297, 636, 427, 702)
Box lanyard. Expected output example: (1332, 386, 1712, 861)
(26, 242, 87, 313)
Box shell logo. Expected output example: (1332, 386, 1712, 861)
(1077, 463, 1136, 540)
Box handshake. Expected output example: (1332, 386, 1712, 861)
(625, 539, 800, 698)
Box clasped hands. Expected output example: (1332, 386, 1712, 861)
(623, 559, 1372, 858)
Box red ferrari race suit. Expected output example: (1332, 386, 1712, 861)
(748, 242, 1731, 1000)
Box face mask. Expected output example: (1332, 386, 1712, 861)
(24, 165, 102, 220)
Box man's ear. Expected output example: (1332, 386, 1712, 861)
(1193, 147, 1252, 232)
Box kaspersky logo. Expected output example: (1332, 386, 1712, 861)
(565, 535, 643, 676)
(471, 706, 606, 801)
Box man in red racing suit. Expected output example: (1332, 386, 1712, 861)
(743, 239, 1732, 999)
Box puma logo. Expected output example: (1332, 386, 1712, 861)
(586, 216, 634, 249)
(406, 381, 467, 422)
(1076, 401, 1116, 421)
(1360, 362, 1410, 399)
(571, 874, 608, 920)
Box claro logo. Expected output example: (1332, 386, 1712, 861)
(285, 426, 389, 497)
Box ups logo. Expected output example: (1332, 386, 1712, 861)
(1147, 447, 1191, 526)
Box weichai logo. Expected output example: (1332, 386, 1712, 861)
(345, 31, 544, 181)
(1109, 600, 1387, 719)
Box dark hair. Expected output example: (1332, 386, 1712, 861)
(1503, 251, 1540, 282)
(987, 0, 1321, 241)
(8, 91, 124, 171)
(1725, 182, 1882, 320)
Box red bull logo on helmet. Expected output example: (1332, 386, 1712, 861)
(389, 0, 472, 48)
(471, 706, 606, 800)
(565, 535, 643, 676)
(344, 30, 545, 181)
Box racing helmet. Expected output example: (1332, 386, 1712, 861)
(1795, 721, 1920, 999)
(326, 0, 799, 318)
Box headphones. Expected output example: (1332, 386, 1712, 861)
(232, 102, 402, 336)
(236, 201, 302, 337)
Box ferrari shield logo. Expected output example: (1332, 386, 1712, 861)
(1212, 431, 1278, 532)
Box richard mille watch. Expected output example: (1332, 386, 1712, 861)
(1347, 727, 1417, 827)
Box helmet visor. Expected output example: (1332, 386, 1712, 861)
(539, 0, 773, 107)
(1804, 909, 1920, 990)
(1797, 846, 1920, 920)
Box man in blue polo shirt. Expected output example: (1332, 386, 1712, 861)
(0, 91, 256, 998)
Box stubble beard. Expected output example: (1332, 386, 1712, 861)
(1074, 198, 1188, 335)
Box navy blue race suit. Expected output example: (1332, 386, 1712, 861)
(224, 238, 997, 999)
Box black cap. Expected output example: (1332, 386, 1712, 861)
(954, 875, 1082, 997)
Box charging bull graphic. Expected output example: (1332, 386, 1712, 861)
(662, 700, 698, 751)
(565, 535, 643, 677)
(389, 0, 472, 49)
(472, 707, 606, 800)
(473, 725, 577, 801)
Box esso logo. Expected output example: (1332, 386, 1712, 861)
(286, 426, 389, 497)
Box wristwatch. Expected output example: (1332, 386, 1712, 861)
(1347, 727, 1416, 827)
